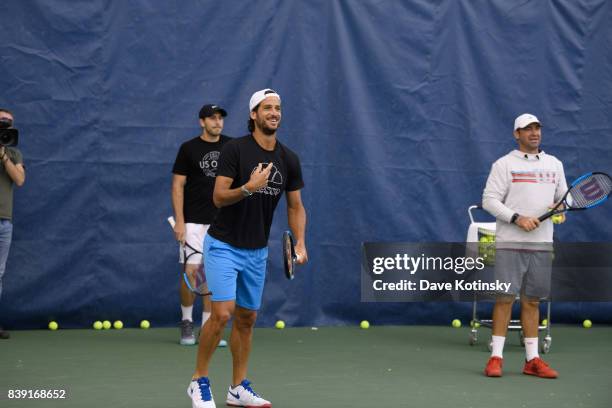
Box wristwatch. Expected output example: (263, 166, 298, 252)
(240, 185, 253, 197)
(510, 213, 519, 224)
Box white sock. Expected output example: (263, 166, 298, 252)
(202, 311, 211, 327)
(181, 305, 193, 322)
(524, 337, 539, 361)
(491, 335, 505, 358)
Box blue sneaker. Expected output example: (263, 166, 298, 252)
(226, 379, 271, 407)
(187, 377, 216, 408)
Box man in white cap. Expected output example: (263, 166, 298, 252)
(187, 89, 308, 408)
(481, 113, 567, 379)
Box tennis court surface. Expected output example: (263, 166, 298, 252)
(1, 325, 610, 408)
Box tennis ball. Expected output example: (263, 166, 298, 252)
(102, 320, 111, 330)
(470, 320, 481, 328)
(113, 320, 123, 329)
(541, 319, 548, 327)
(552, 214, 563, 224)
(140, 320, 150, 329)
(452, 319, 461, 328)
(275, 320, 285, 329)
(93, 321, 103, 330)
(583, 319, 592, 328)
(48, 321, 58, 330)
(360, 320, 370, 329)
(479, 236, 488, 243)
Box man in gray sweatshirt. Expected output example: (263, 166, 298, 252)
(482, 113, 567, 379)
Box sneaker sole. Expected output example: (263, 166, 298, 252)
(226, 403, 271, 408)
(523, 370, 557, 379)
(181, 338, 196, 346)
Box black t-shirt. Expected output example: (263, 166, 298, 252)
(208, 134, 304, 249)
(172, 135, 231, 224)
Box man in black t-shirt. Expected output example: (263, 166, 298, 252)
(187, 89, 308, 408)
(172, 104, 231, 346)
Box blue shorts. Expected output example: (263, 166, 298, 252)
(203, 234, 268, 310)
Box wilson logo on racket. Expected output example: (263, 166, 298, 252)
(579, 179, 604, 201)
(538, 172, 612, 221)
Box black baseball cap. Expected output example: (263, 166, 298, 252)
(199, 104, 227, 119)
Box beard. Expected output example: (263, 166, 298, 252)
(205, 126, 222, 137)
(256, 117, 280, 135)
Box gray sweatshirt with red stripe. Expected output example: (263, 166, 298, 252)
(482, 150, 567, 244)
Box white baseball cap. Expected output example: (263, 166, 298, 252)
(514, 113, 540, 130)
(249, 88, 281, 111)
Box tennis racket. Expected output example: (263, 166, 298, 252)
(168, 216, 212, 296)
(538, 172, 612, 221)
(282, 230, 299, 280)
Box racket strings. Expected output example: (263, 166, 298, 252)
(570, 174, 612, 208)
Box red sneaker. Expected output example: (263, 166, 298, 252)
(484, 356, 503, 377)
(523, 357, 558, 379)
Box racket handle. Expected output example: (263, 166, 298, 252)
(538, 211, 554, 222)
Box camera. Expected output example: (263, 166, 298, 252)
(0, 118, 18, 146)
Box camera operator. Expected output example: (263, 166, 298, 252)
(0, 108, 25, 340)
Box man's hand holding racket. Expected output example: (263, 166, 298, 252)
(515, 215, 541, 232)
(294, 240, 308, 265)
(173, 219, 186, 243)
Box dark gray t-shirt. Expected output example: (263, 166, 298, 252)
(0, 147, 23, 220)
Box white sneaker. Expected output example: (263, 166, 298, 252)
(180, 320, 196, 346)
(226, 379, 271, 407)
(187, 377, 216, 408)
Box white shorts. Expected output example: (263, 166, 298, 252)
(179, 223, 210, 265)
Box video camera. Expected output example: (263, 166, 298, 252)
(0, 118, 18, 146)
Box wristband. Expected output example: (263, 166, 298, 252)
(510, 213, 519, 224)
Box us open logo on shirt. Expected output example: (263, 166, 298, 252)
(200, 151, 220, 177)
(252, 162, 282, 196)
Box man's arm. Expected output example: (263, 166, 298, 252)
(287, 189, 308, 264)
(171, 174, 187, 243)
(482, 160, 515, 223)
(212, 163, 273, 208)
(0, 147, 25, 186)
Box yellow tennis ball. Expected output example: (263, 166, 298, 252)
(102, 320, 111, 330)
(93, 321, 103, 330)
(140, 320, 150, 329)
(48, 321, 58, 330)
(541, 319, 548, 327)
(452, 319, 461, 328)
(552, 214, 563, 224)
(470, 320, 481, 328)
(479, 236, 488, 243)
(275, 320, 285, 329)
(583, 319, 592, 328)
(113, 320, 123, 329)
(360, 320, 370, 329)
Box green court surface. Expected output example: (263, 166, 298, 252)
(1, 325, 611, 408)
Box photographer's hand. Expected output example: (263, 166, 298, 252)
(0, 146, 25, 186)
